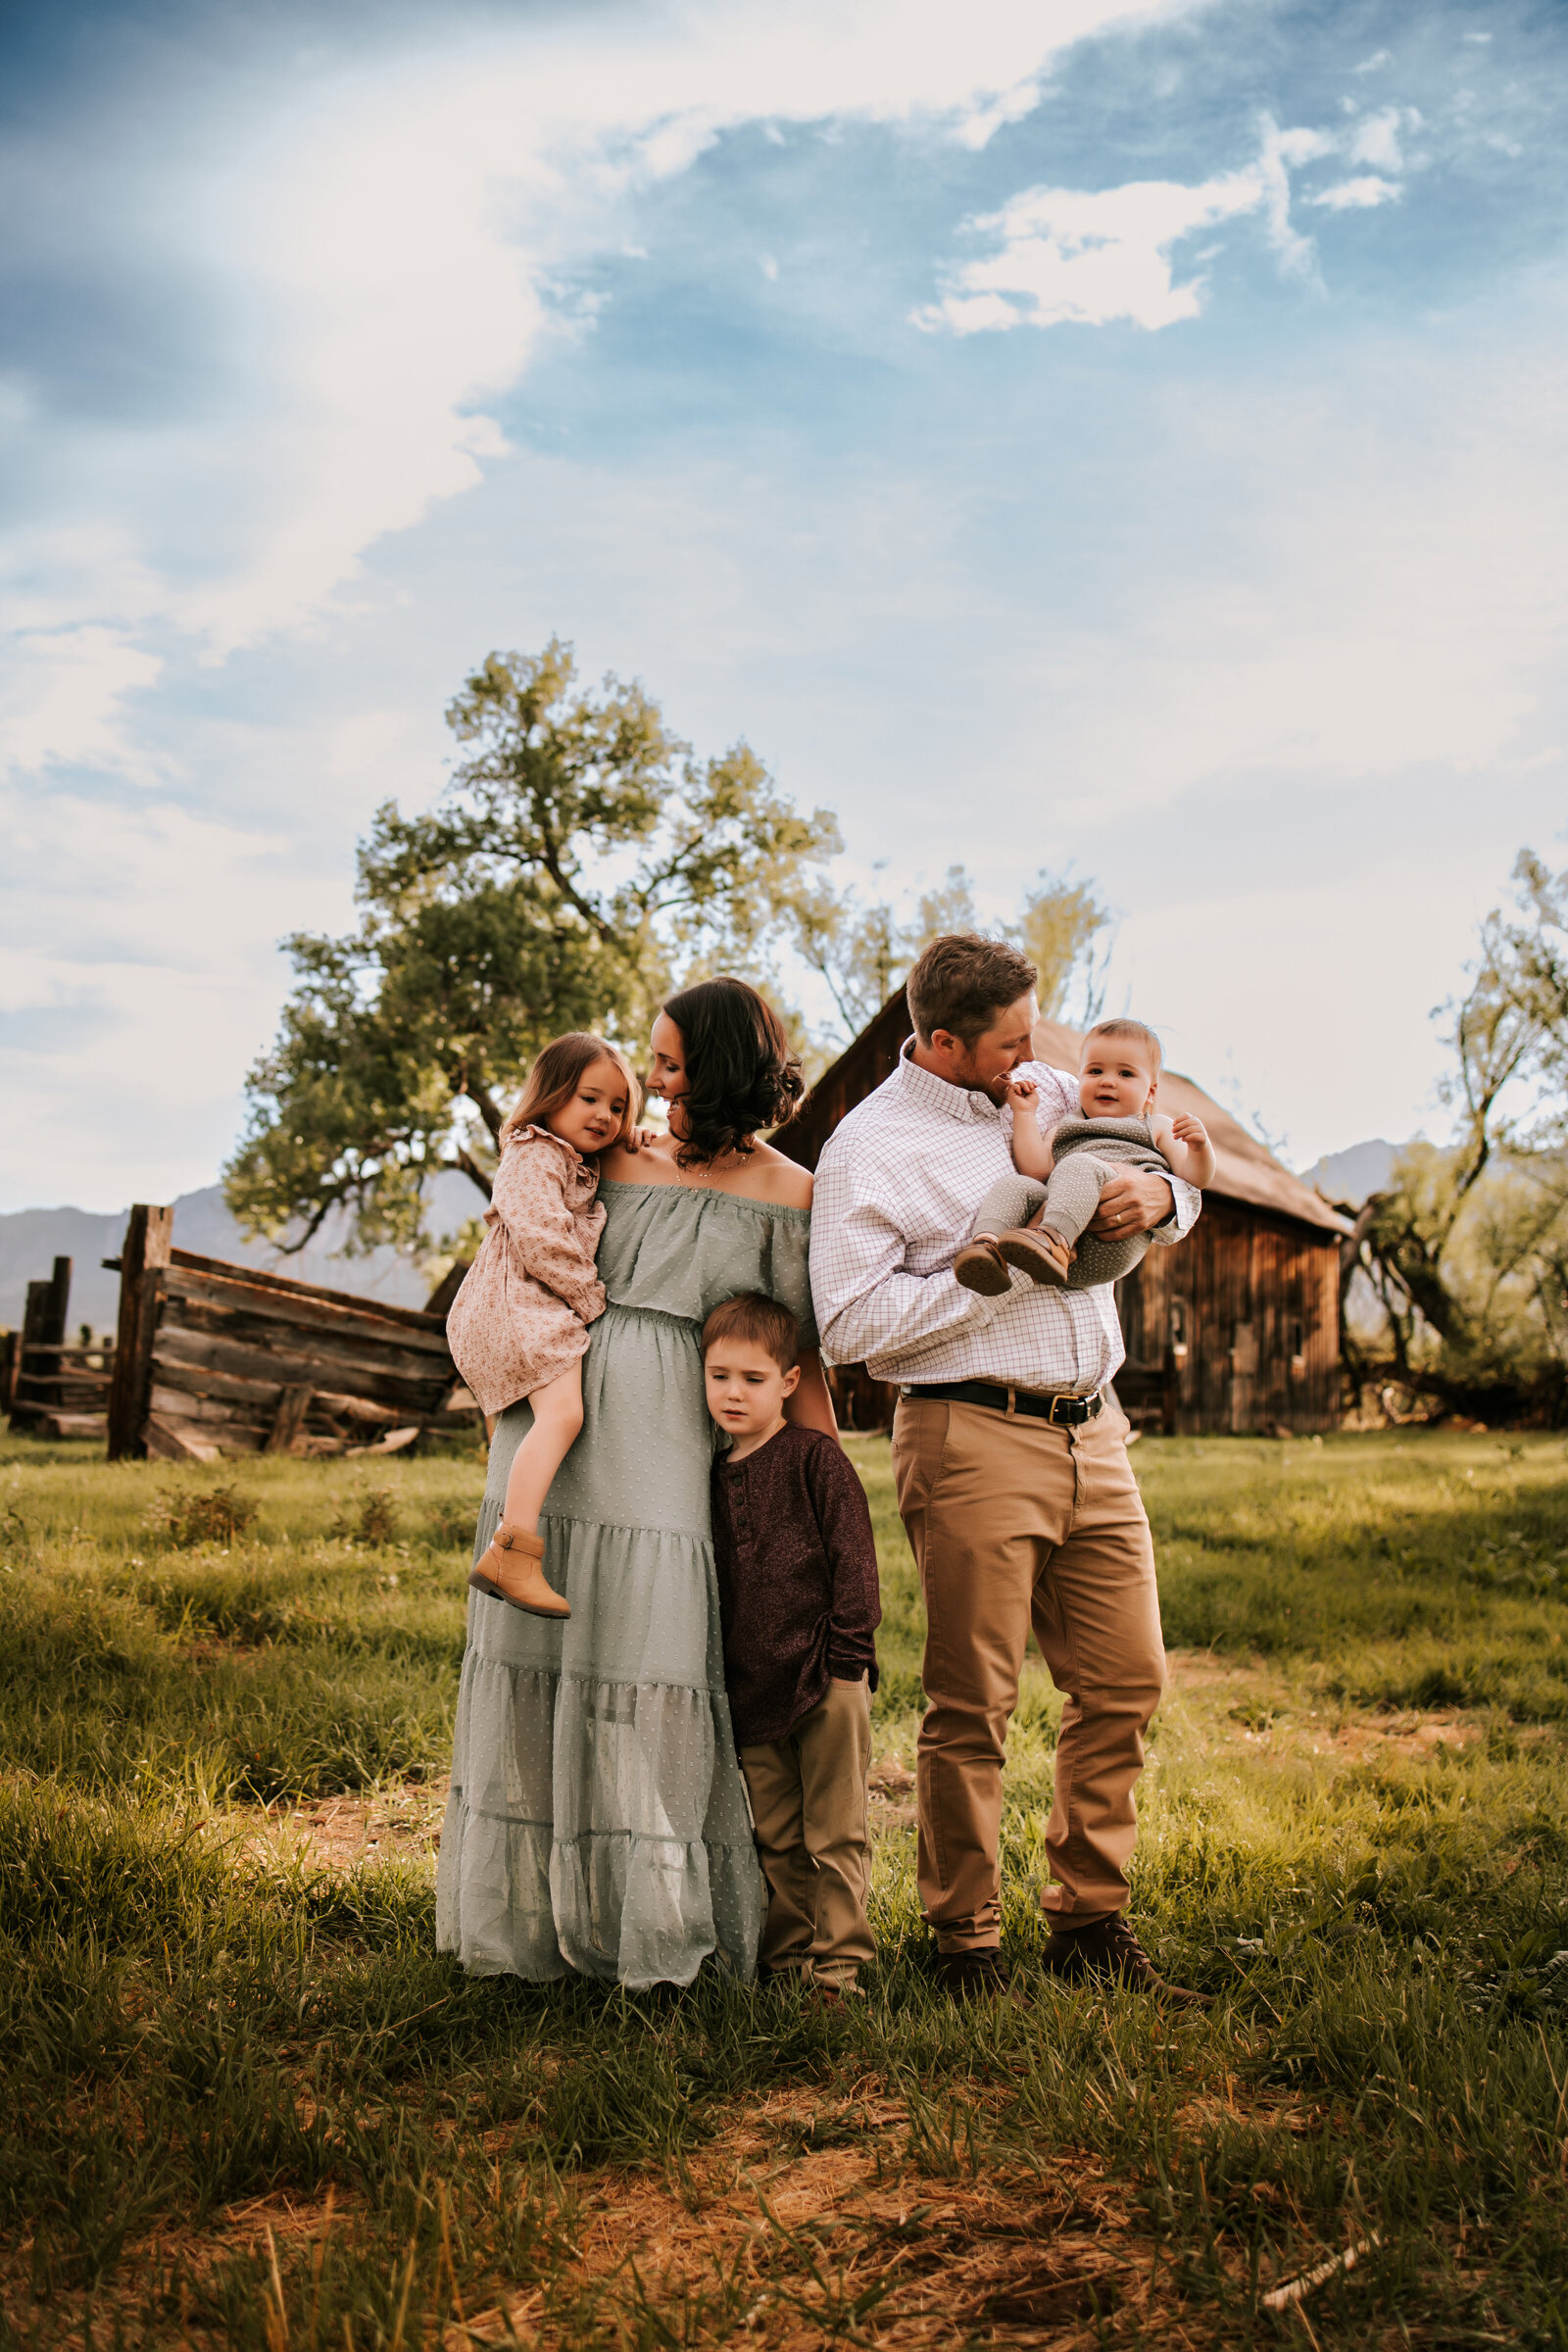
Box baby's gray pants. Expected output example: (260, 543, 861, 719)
(969, 1157, 1152, 1288)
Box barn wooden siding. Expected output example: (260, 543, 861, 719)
(1112, 1196, 1342, 1436)
(106, 1203, 473, 1463)
(776, 988, 1348, 1437)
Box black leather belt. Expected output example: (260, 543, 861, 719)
(899, 1381, 1104, 1427)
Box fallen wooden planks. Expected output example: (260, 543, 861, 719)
(105, 1215, 474, 1462)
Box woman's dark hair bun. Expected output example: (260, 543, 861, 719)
(661, 977, 804, 1167)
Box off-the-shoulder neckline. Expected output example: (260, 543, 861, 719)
(598, 1177, 812, 1223)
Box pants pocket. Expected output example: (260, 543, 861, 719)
(892, 1399, 950, 1520)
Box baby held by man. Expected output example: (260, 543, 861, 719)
(954, 1017, 1216, 1297)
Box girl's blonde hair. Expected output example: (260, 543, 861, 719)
(501, 1034, 641, 1149)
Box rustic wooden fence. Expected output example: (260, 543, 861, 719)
(2, 1256, 116, 1440)
(105, 1205, 474, 1463)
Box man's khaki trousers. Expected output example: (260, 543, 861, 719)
(740, 1675, 875, 1988)
(892, 1395, 1164, 1952)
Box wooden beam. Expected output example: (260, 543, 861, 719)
(264, 1384, 315, 1454)
(151, 1323, 450, 1411)
(423, 1260, 470, 1318)
(107, 1205, 174, 1459)
(144, 1411, 222, 1463)
(9, 1281, 53, 1429)
(41, 1257, 72, 1350)
(156, 1266, 453, 1358)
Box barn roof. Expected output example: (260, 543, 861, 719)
(778, 989, 1352, 1239)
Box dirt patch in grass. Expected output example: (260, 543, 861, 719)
(1167, 1649, 1483, 1768)
(452, 2089, 1157, 2348)
(229, 1777, 451, 1870)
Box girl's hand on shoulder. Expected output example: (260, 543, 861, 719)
(623, 1123, 663, 1153)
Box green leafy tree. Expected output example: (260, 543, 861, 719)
(794, 861, 1110, 1044)
(225, 641, 841, 1253)
(1015, 873, 1110, 1021)
(1346, 850, 1568, 1420)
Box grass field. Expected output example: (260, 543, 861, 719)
(3, 1427, 1568, 2348)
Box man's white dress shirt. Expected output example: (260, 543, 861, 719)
(808, 1045, 1200, 1396)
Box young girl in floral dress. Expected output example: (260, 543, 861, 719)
(445, 1033, 640, 1619)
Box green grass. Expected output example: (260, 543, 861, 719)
(2, 1429, 1568, 2346)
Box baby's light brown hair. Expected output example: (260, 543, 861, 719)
(701, 1292, 800, 1373)
(1081, 1018, 1163, 1075)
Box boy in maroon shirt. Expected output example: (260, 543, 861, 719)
(704, 1294, 882, 1997)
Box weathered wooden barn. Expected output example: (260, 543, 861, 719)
(774, 990, 1351, 1435)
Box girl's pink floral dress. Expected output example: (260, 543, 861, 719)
(446, 1128, 606, 1415)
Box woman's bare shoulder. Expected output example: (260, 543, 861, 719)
(735, 1143, 813, 1208)
(597, 1136, 679, 1186)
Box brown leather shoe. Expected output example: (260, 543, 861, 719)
(995, 1227, 1072, 1287)
(468, 1522, 570, 1618)
(1043, 1915, 1209, 2005)
(954, 1238, 1011, 1295)
(933, 1946, 1019, 2002)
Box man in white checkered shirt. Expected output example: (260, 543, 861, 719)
(810, 933, 1206, 2004)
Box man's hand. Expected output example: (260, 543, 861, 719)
(1088, 1168, 1175, 1239)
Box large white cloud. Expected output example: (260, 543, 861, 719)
(912, 170, 1264, 333)
(2, 0, 1207, 695)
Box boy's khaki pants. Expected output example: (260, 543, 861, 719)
(740, 1676, 875, 1988)
(892, 1395, 1164, 1953)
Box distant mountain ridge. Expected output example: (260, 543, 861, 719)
(1298, 1139, 1401, 1207)
(0, 1173, 482, 1335)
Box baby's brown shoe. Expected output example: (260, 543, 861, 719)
(954, 1237, 1011, 1295)
(995, 1227, 1072, 1287)
(468, 1523, 570, 1618)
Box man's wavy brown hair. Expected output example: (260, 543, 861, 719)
(906, 933, 1038, 1048)
(661, 978, 804, 1167)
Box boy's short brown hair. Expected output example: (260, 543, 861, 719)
(906, 933, 1038, 1048)
(701, 1293, 800, 1373)
(1082, 1018, 1163, 1075)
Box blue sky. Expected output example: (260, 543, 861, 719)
(3, 0, 1564, 1212)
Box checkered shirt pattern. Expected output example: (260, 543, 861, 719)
(808, 1046, 1200, 1396)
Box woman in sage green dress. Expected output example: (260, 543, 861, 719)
(436, 979, 838, 1987)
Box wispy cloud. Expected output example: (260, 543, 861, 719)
(1309, 173, 1400, 210)
(916, 94, 1426, 336)
(912, 170, 1262, 332)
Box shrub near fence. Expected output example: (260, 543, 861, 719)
(105, 1204, 475, 1463)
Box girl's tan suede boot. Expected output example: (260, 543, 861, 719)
(468, 1523, 571, 1618)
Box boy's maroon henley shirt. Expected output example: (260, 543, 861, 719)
(710, 1422, 881, 1748)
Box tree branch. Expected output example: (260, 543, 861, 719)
(451, 1148, 494, 1201)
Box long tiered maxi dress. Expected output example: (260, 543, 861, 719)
(435, 1179, 816, 1987)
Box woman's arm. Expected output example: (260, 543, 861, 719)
(785, 1348, 839, 1439)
